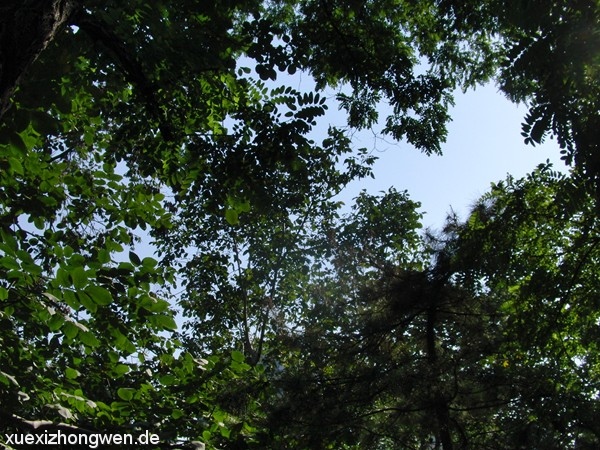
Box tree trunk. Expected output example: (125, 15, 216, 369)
(426, 270, 455, 450)
(0, 0, 78, 120)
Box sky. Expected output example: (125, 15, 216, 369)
(141, 67, 570, 322)
(332, 83, 566, 230)
(137, 74, 568, 261)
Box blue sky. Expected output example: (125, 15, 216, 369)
(140, 75, 567, 261)
(335, 83, 566, 229)
(232, 57, 567, 232)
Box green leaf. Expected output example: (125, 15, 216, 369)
(150, 298, 170, 313)
(140, 295, 170, 313)
(129, 251, 142, 266)
(70, 266, 88, 289)
(117, 388, 135, 401)
(225, 208, 239, 225)
(63, 321, 80, 340)
(112, 331, 137, 354)
(47, 313, 64, 332)
(77, 291, 97, 313)
(113, 364, 130, 376)
(79, 331, 100, 348)
(159, 374, 177, 386)
(0, 228, 18, 252)
(0, 256, 20, 270)
(55, 267, 70, 286)
(231, 350, 245, 363)
(85, 285, 113, 306)
(141, 257, 158, 269)
(149, 314, 177, 331)
(65, 368, 80, 379)
(62, 290, 78, 309)
(8, 157, 24, 175)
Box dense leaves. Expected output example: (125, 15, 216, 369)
(1, 1, 600, 449)
(259, 166, 600, 449)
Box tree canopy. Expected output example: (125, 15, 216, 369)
(1, 1, 600, 449)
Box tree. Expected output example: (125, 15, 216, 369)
(0, 1, 79, 118)
(262, 165, 600, 449)
(2, 1, 600, 449)
(0, 0, 472, 446)
(494, 0, 600, 198)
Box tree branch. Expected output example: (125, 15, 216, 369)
(0, 410, 94, 434)
(71, 9, 175, 142)
(0, 0, 79, 119)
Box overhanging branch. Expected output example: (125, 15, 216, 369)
(0, 0, 79, 119)
(71, 9, 175, 142)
